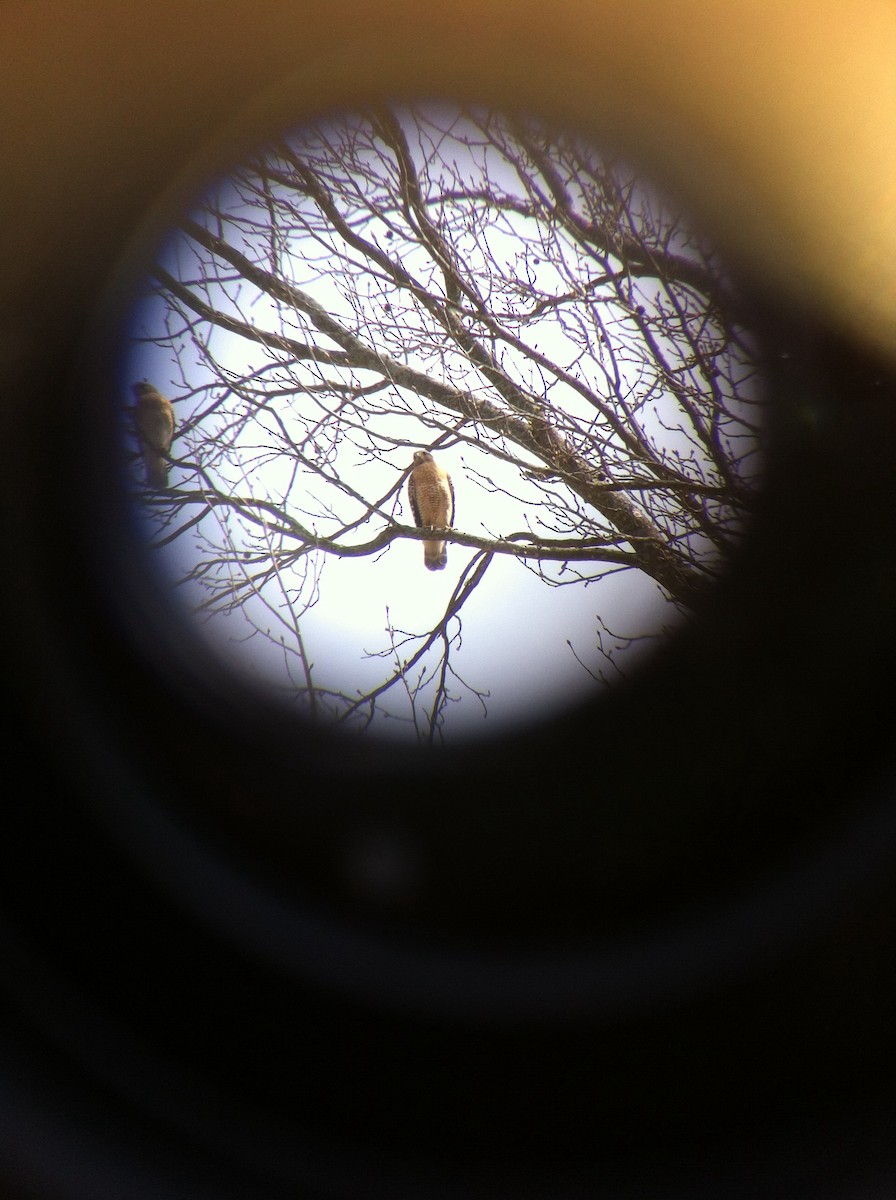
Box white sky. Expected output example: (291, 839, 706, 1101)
(121, 103, 759, 744)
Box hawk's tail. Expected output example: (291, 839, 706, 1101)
(143, 451, 169, 489)
(423, 540, 447, 570)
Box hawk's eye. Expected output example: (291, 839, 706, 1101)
(108, 100, 770, 748)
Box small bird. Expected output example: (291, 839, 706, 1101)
(407, 450, 455, 571)
(133, 381, 175, 488)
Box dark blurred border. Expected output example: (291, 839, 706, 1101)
(2, 3, 895, 1198)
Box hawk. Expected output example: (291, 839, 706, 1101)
(407, 450, 454, 571)
(133, 381, 175, 489)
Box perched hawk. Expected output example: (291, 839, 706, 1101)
(133, 381, 175, 488)
(407, 450, 454, 571)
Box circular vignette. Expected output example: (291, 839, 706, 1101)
(4, 13, 896, 1200)
(68, 62, 896, 1017)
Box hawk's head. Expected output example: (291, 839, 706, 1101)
(133, 381, 158, 400)
(412, 450, 434, 467)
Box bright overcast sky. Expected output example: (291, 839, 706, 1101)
(121, 102, 760, 744)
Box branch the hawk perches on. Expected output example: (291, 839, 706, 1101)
(408, 450, 454, 571)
